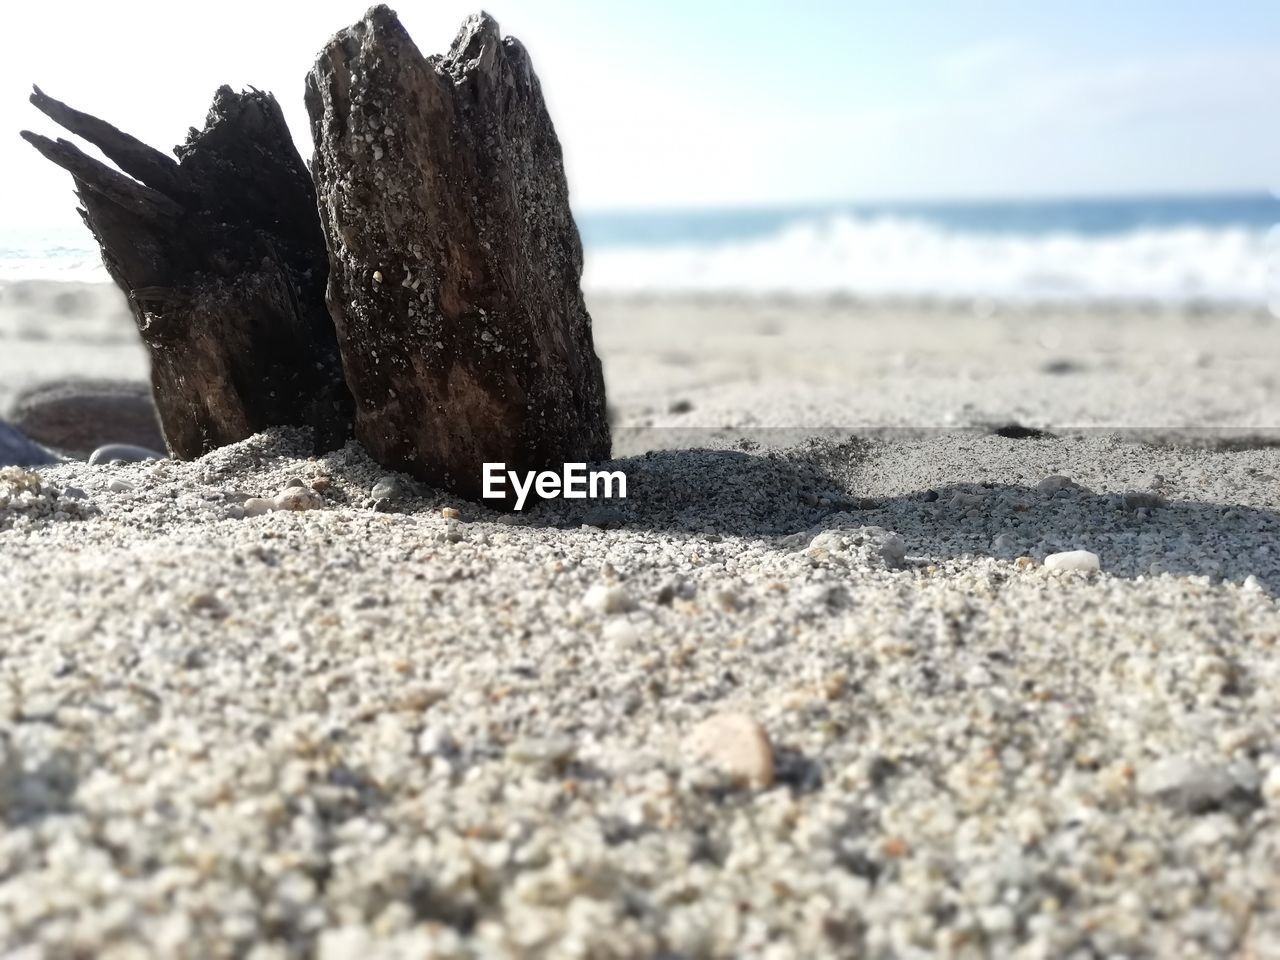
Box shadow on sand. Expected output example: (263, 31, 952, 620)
(499, 442, 1279, 594)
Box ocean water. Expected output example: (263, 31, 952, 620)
(4, 193, 1278, 303)
(579, 193, 1280, 303)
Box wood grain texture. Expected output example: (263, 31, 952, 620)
(306, 7, 610, 502)
(23, 86, 353, 458)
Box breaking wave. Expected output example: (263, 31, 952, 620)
(583, 214, 1279, 303)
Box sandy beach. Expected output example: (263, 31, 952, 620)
(1, 281, 1279, 957)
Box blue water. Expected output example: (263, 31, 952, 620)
(4, 192, 1277, 301)
(577, 192, 1280, 249)
(577, 192, 1278, 301)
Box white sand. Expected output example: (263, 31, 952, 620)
(1, 282, 1279, 957)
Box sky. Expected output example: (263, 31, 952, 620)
(2, 0, 1278, 232)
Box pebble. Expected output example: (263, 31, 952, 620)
(806, 526, 906, 570)
(1262, 766, 1280, 806)
(238, 487, 326, 517)
(583, 583, 636, 615)
(508, 736, 575, 766)
(59, 486, 88, 500)
(1043, 549, 1100, 573)
(1036, 475, 1080, 495)
(107, 479, 135, 493)
(416, 726, 457, 758)
(10, 378, 165, 456)
(1242, 575, 1263, 592)
(602, 618, 639, 648)
(188, 593, 229, 619)
(1122, 490, 1164, 511)
(371, 476, 408, 503)
(89, 444, 165, 465)
(243, 497, 278, 517)
(657, 579, 696, 606)
(712, 587, 743, 613)
(684, 712, 775, 788)
(440, 506, 461, 520)
(1137, 756, 1260, 814)
(878, 533, 907, 568)
(0, 419, 61, 467)
(276, 487, 324, 512)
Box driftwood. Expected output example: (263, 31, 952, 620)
(22, 8, 611, 504)
(22, 86, 353, 458)
(306, 7, 610, 501)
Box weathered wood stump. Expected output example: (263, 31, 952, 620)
(306, 7, 610, 500)
(22, 86, 353, 457)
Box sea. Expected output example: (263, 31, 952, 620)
(4, 193, 1278, 304)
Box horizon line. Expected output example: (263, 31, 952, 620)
(574, 187, 1280, 217)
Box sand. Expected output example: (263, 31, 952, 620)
(1, 281, 1279, 958)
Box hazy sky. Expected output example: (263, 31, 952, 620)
(3, 0, 1278, 231)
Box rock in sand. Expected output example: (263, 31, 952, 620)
(684, 712, 776, 788)
(1044, 549, 1100, 573)
(9, 379, 165, 456)
(0, 420, 60, 467)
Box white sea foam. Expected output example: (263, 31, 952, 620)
(4, 213, 1278, 304)
(0, 253, 109, 284)
(0, 228, 110, 283)
(583, 214, 1280, 303)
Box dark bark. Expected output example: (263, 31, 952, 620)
(22, 86, 353, 458)
(305, 7, 610, 502)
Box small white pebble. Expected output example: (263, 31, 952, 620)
(1044, 549, 1100, 573)
(1262, 765, 1280, 806)
(583, 583, 635, 616)
(243, 497, 277, 517)
(602, 618, 639, 646)
(107, 479, 134, 493)
(1137, 755, 1251, 813)
(684, 712, 775, 788)
(508, 736, 575, 765)
(417, 726, 456, 758)
(979, 904, 1015, 935)
(276, 487, 324, 512)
